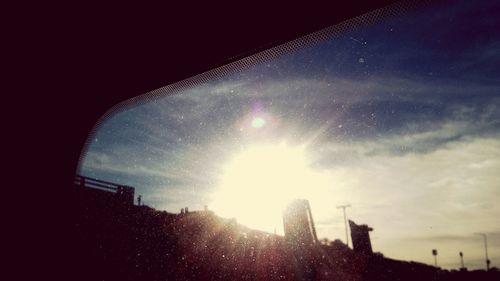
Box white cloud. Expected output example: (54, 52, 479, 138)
(309, 135, 500, 269)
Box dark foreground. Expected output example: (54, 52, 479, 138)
(72, 187, 499, 281)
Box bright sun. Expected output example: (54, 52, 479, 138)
(210, 142, 330, 234)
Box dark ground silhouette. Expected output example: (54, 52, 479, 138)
(72, 182, 499, 281)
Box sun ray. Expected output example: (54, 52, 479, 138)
(209, 142, 331, 233)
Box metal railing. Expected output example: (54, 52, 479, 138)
(74, 174, 135, 204)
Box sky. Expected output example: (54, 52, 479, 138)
(79, 0, 500, 270)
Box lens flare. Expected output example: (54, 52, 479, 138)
(251, 117, 266, 128)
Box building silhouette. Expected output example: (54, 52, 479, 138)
(73, 174, 500, 281)
(349, 220, 373, 255)
(283, 199, 318, 247)
(283, 199, 319, 281)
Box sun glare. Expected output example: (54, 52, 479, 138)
(210, 142, 330, 234)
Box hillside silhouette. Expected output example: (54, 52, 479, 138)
(72, 176, 499, 281)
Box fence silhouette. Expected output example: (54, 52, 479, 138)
(74, 174, 135, 205)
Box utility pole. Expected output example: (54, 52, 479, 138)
(337, 204, 351, 247)
(474, 233, 490, 271)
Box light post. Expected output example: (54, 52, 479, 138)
(459, 251, 464, 269)
(432, 249, 438, 267)
(474, 232, 490, 271)
(337, 204, 351, 247)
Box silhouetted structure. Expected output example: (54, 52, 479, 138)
(474, 232, 490, 271)
(432, 249, 438, 266)
(73, 176, 500, 281)
(337, 204, 351, 247)
(117, 185, 134, 203)
(349, 220, 373, 255)
(74, 174, 135, 206)
(283, 199, 318, 247)
(283, 199, 318, 281)
(460, 251, 466, 271)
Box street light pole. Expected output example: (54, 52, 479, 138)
(337, 204, 351, 247)
(432, 249, 438, 267)
(474, 232, 490, 271)
(459, 251, 464, 269)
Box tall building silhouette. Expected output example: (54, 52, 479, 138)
(349, 220, 373, 255)
(283, 199, 318, 281)
(283, 199, 318, 247)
